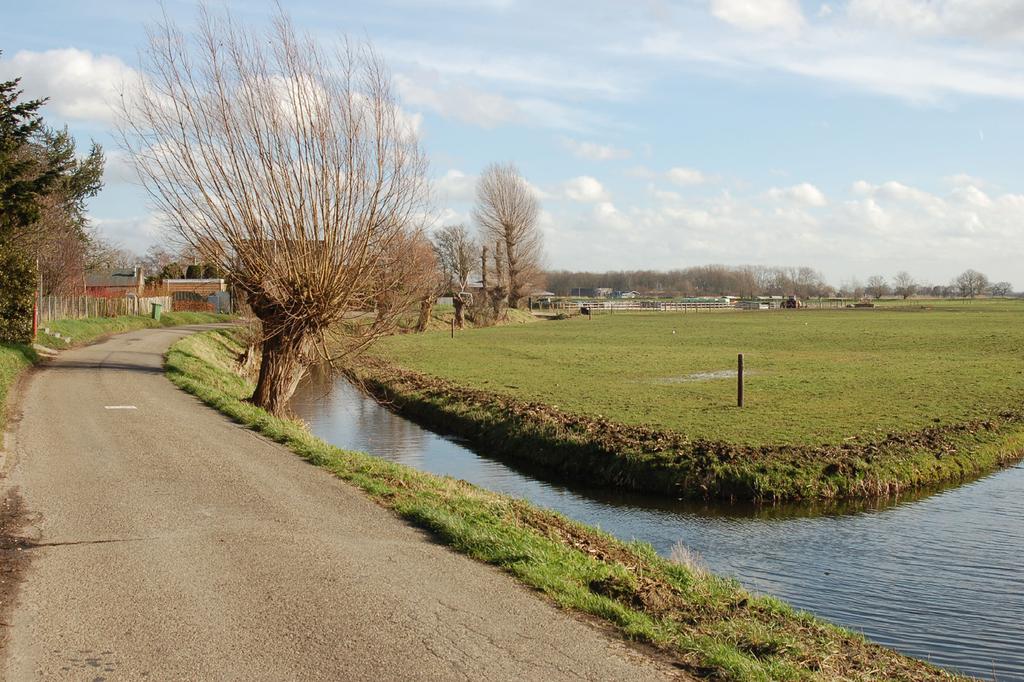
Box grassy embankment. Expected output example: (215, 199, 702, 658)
(0, 312, 231, 433)
(358, 300, 1024, 501)
(165, 328, 968, 682)
(395, 303, 537, 333)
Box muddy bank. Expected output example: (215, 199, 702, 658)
(350, 359, 1024, 502)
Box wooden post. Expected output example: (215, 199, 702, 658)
(451, 317, 455, 339)
(737, 353, 744, 408)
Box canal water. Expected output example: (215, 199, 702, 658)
(292, 375, 1024, 681)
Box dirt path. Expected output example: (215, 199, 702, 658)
(0, 325, 682, 680)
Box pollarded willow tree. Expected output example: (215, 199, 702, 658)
(473, 163, 543, 309)
(120, 8, 431, 415)
(432, 223, 476, 328)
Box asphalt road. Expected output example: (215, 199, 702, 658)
(1, 326, 681, 681)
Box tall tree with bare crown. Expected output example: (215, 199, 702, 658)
(473, 163, 543, 309)
(119, 8, 431, 416)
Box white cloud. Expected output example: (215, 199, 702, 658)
(651, 187, 683, 202)
(768, 182, 828, 206)
(626, 165, 658, 179)
(947, 173, 986, 187)
(381, 41, 628, 99)
(89, 213, 169, 253)
(637, 12, 1024, 103)
(563, 176, 610, 202)
(666, 166, 708, 186)
(395, 71, 600, 131)
(434, 169, 477, 202)
(395, 73, 518, 129)
(560, 137, 631, 161)
(0, 48, 136, 125)
(846, 0, 1024, 40)
(102, 149, 138, 186)
(424, 207, 467, 231)
(954, 185, 993, 208)
(540, 176, 1023, 284)
(584, 201, 632, 235)
(710, 0, 805, 33)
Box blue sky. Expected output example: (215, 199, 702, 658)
(2, 0, 1022, 287)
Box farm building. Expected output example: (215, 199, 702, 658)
(165, 279, 227, 296)
(570, 287, 613, 298)
(85, 268, 145, 297)
(165, 279, 231, 313)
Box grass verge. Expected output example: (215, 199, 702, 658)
(35, 311, 234, 349)
(165, 328, 969, 682)
(0, 344, 36, 434)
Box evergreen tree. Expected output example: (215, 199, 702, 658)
(0, 59, 106, 340)
(0, 69, 55, 342)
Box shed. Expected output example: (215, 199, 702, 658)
(85, 268, 144, 297)
(165, 279, 227, 296)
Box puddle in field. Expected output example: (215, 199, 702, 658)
(650, 369, 759, 384)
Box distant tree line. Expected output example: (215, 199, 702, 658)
(846, 269, 1013, 300)
(545, 265, 831, 298)
(547, 265, 1014, 300)
(138, 245, 223, 284)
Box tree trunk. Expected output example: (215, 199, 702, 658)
(490, 287, 507, 321)
(505, 236, 520, 309)
(480, 245, 489, 293)
(453, 295, 466, 329)
(250, 329, 311, 417)
(492, 241, 507, 320)
(415, 297, 434, 332)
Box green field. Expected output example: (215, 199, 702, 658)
(374, 300, 1024, 447)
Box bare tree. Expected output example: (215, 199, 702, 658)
(865, 275, 889, 300)
(432, 224, 476, 328)
(121, 8, 430, 415)
(410, 234, 444, 332)
(473, 162, 543, 309)
(892, 271, 917, 299)
(953, 269, 989, 298)
(989, 281, 1013, 297)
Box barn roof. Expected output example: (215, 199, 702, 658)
(85, 268, 142, 288)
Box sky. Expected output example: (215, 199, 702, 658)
(1, 0, 1022, 288)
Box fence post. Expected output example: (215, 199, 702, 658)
(737, 353, 744, 408)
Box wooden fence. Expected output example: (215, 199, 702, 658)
(37, 295, 173, 324)
(542, 300, 736, 312)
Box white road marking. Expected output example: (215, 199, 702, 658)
(104, 406, 138, 410)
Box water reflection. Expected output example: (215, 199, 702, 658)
(292, 372, 1024, 682)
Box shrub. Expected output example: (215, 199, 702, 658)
(0, 246, 36, 343)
